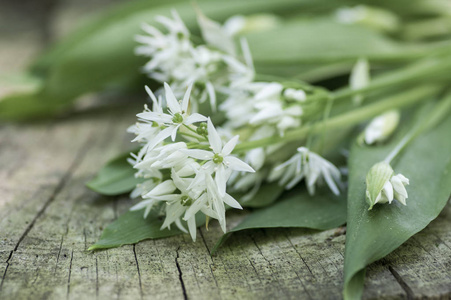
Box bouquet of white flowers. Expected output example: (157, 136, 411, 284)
(2, 1, 450, 299)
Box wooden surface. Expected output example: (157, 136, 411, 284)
(1, 1, 451, 299)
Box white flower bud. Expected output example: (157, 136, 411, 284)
(284, 88, 307, 102)
(350, 58, 370, 105)
(365, 162, 409, 210)
(335, 5, 400, 33)
(363, 110, 400, 145)
(223, 14, 280, 36)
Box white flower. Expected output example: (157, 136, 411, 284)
(183, 118, 255, 196)
(363, 110, 400, 144)
(203, 171, 242, 232)
(229, 82, 303, 135)
(136, 84, 207, 150)
(196, 9, 236, 55)
(365, 162, 409, 209)
(130, 179, 176, 218)
(158, 170, 217, 241)
(134, 142, 188, 170)
(128, 152, 162, 179)
(135, 10, 192, 82)
(136, 10, 255, 112)
(270, 147, 342, 195)
(130, 180, 159, 199)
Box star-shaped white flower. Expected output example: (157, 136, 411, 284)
(183, 118, 254, 196)
(137, 83, 207, 150)
(270, 147, 342, 195)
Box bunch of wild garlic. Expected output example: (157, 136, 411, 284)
(124, 10, 450, 242)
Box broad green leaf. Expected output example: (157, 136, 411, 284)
(86, 150, 142, 196)
(1, 0, 323, 120)
(33, 0, 330, 74)
(237, 182, 284, 208)
(89, 209, 206, 250)
(212, 188, 347, 254)
(245, 18, 424, 65)
(5, 0, 412, 120)
(343, 106, 451, 299)
(0, 93, 67, 121)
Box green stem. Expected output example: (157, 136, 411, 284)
(332, 54, 451, 102)
(179, 131, 203, 141)
(384, 90, 451, 163)
(179, 124, 207, 142)
(234, 85, 441, 153)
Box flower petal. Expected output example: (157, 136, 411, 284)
(382, 180, 394, 204)
(215, 165, 228, 197)
(185, 113, 207, 124)
(164, 82, 181, 114)
(187, 217, 197, 241)
(174, 218, 188, 233)
(223, 193, 242, 209)
(391, 175, 408, 198)
(222, 135, 239, 156)
(146, 126, 174, 151)
(144, 180, 176, 197)
(322, 170, 340, 196)
(137, 111, 172, 124)
(207, 118, 222, 153)
(181, 84, 193, 113)
(171, 124, 181, 141)
(206, 81, 216, 112)
(182, 149, 214, 160)
(223, 156, 255, 172)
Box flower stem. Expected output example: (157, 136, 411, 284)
(234, 85, 441, 152)
(384, 90, 451, 163)
(332, 54, 451, 102)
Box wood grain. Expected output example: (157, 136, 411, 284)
(1, 1, 450, 299)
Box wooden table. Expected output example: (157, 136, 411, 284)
(1, 1, 451, 299)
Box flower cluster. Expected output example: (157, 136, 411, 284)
(135, 10, 253, 111)
(135, 10, 339, 200)
(128, 84, 254, 241)
(127, 10, 358, 242)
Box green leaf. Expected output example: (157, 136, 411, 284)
(0, 92, 67, 121)
(89, 209, 206, 250)
(343, 107, 451, 299)
(245, 18, 423, 65)
(212, 187, 347, 254)
(237, 182, 284, 208)
(2, 0, 324, 120)
(86, 150, 142, 196)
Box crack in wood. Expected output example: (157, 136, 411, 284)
(95, 257, 99, 299)
(0, 135, 93, 295)
(249, 234, 291, 298)
(132, 245, 143, 300)
(284, 234, 316, 279)
(389, 266, 414, 299)
(67, 250, 74, 300)
(199, 229, 211, 255)
(175, 246, 188, 300)
(0, 251, 13, 292)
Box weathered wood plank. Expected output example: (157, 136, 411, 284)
(1, 105, 451, 300)
(0, 106, 138, 297)
(1, 1, 451, 299)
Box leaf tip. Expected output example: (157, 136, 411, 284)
(87, 245, 98, 251)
